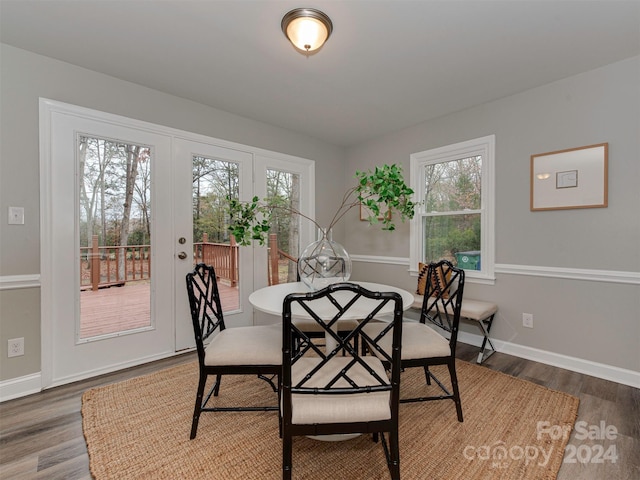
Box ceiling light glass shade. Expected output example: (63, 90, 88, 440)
(282, 8, 333, 53)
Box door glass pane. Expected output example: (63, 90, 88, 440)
(266, 169, 301, 284)
(192, 155, 240, 312)
(79, 136, 152, 340)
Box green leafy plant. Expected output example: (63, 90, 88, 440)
(227, 164, 417, 246)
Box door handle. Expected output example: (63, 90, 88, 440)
(178, 251, 188, 260)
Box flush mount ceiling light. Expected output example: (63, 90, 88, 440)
(281, 8, 333, 53)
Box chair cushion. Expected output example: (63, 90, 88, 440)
(288, 356, 391, 424)
(411, 295, 497, 322)
(204, 324, 281, 366)
(456, 298, 498, 321)
(363, 321, 451, 360)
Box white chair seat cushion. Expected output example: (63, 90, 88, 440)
(289, 356, 391, 425)
(412, 295, 497, 322)
(457, 298, 498, 321)
(363, 321, 451, 360)
(204, 323, 281, 366)
(292, 318, 359, 333)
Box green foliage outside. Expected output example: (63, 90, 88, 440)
(423, 156, 482, 264)
(192, 156, 239, 243)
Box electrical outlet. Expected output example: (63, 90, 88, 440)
(522, 313, 534, 329)
(8, 338, 24, 357)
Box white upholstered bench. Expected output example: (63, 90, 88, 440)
(412, 295, 498, 364)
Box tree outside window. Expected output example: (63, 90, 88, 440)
(423, 155, 481, 263)
(192, 156, 239, 243)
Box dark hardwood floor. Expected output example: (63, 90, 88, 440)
(1, 344, 638, 479)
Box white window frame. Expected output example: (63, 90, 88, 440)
(409, 135, 495, 284)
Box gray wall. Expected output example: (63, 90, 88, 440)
(1, 43, 638, 385)
(0, 44, 346, 381)
(345, 56, 640, 373)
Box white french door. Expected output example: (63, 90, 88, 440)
(40, 99, 316, 387)
(173, 138, 254, 351)
(173, 144, 316, 343)
(251, 155, 315, 326)
(41, 100, 175, 387)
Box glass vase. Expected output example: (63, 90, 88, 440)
(298, 228, 352, 290)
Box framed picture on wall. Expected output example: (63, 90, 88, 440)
(530, 143, 608, 211)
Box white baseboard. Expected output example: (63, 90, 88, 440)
(457, 330, 640, 389)
(0, 351, 178, 402)
(0, 372, 42, 402)
(45, 351, 176, 389)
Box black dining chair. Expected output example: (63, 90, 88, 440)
(363, 259, 465, 421)
(186, 263, 281, 439)
(281, 282, 403, 480)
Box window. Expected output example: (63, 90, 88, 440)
(410, 135, 495, 283)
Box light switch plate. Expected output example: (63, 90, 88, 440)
(8, 206, 24, 225)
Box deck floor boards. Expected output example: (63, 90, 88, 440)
(79, 281, 239, 338)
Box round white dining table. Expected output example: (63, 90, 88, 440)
(249, 281, 415, 321)
(249, 281, 414, 442)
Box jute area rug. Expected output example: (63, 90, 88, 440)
(82, 361, 578, 479)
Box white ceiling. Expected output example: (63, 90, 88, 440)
(1, 0, 639, 147)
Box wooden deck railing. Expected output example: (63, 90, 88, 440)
(81, 234, 239, 290)
(268, 233, 298, 285)
(194, 233, 239, 287)
(81, 235, 150, 291)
